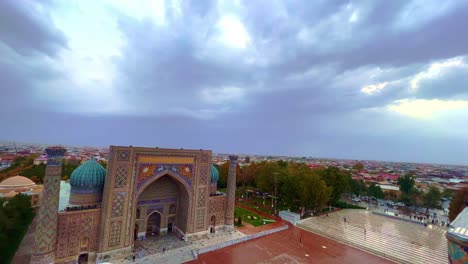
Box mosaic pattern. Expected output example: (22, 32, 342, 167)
(448, 240, 468, 263)
(114, 166, 127, 188)
(208, 196, 226, 225)
(117, 150, 130, 161)
(224, 155, 238, 225)
(201, 152, 209, 163)
(197, 188, 206, 207)
(111, 192, 125, 218)
(35, 175, 61, 253)
(209, 196, 225, 213)
(196, 208, 205, 230)
(137, 163, 193, 191)
(109, 221, 122, 247)
(199, 166, 208, 186)
(56, 210, 101, 258)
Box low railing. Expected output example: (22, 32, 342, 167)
(193, 225, 288, 258)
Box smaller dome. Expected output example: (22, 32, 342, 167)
(0, 176, 35, 188)
(210, 165, 219, 184)
(70, 159, 106, 192)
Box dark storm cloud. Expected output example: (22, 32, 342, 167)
(0, 0, 67, 57)
(1, 0, 468, 165)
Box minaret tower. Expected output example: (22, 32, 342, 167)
(31, 147, 66, 264)
(224, 155, 238, 230)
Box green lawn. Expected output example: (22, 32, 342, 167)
(234, 207, 275, 227)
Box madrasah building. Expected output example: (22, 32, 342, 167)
(31, 146, 238, 264)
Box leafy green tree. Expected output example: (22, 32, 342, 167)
(316, 167, 350, 205)
(216, 163, 228, 188)
(442, 189, 454, 198)
(349, 179, 367, 197)
(255, 161, 281, 193)
(397, 173, 415, 196)
(0, 193, 34, 264)
(423, 186, 442, 209)
(449, 188, 468, 222)
(368, 183, 384, 199)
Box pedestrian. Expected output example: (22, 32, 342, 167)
(344, 217, 347, 223)
(163, 247, 166, 254)
(132, 254, 136, 262)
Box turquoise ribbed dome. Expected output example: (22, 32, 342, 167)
(70, 159, 106, 192)
(210, 165, 219, 184)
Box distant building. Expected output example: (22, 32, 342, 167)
(33, 156, 48, 165)
(0, 175, 42, 207)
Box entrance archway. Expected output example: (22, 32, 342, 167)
(146, 211, 161, 236)
(135, 173, 191, 240)
(134, 224, 139, 240)
(78, 253, 88, 264)
(210, 215, 216, 234)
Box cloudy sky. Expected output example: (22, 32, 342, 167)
(1, 0, 468, 165)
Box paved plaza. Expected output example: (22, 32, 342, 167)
(190, 225, 393, 264)
(115, 229, 247, 264)
(297, 209, 448, 264)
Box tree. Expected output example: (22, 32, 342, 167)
(442, 189, 454, 198)
(423, 186, 442, 209)
(30, 175, 38, 183)
(0, 193, 34, 264)
(407, 188, 423, 208)
(245, 156, 250, 163)
(368, 183, 384, 199)
(397, 174, 415, 196)
(349, 179, 367, 197)
(316, 167, 350, 205)
(449, 188, 468, 222)
(216, 163, 229, 189)
(255, 161, 281, 193)
(352, 162, 364, 172)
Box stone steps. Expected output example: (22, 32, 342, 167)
(324, 221, 447, 262)
(298, 218, 447, 264)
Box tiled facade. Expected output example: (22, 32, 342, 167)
(33, 146, 237, 264)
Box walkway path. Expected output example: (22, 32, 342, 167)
(297, 209, 447, 264)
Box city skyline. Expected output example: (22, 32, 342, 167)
(1, 1, 468, 165)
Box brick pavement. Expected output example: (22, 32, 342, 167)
(190, 224, 394, 264)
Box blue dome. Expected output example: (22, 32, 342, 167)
(70, 159, 106, 193)
(210, 165, 219, 184)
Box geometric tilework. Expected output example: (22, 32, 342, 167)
(197, 187, 206, 207)
(109, 221, 122, 247)
(199, 166, 208, 186)
(208, 196, 226, 226)
(34, 175, 61, 254)
(201, 152, 209, 163)
(56, 210, 101, 258)
(117, 150, 129, 161)
(111, 193, 125, 218)
(114, 166, 127, 188)
(208, 196, 225, 213)
(196, 208, 205, 230)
